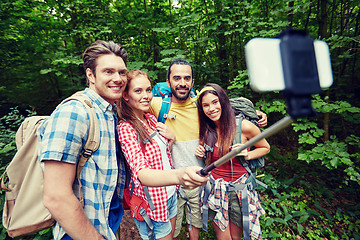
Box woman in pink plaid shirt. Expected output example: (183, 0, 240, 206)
(117, 70, 208, 240)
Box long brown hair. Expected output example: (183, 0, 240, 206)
(197, 83, 236, 163)
(117, 70, 153, 145)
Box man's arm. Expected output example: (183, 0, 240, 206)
(256, 109, 268, 128)
(43, 161, 105, 240)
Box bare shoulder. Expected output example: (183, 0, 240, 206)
(241, 119, 261, 136)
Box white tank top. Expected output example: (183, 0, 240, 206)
(152, 132, 176, 198)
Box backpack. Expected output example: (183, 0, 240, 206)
(0, 92, 100, 238)
(200, 97, 267, 237)
(230, 97, 265, 171)
(201, 97, 267, 188)
(232, 98, 267, 189)
(152, 82, 196, 123)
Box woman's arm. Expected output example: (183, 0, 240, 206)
(237, 119, 270, 160)
(138, 166, 208, 189)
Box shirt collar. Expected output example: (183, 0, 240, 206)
(84, 88, 116, 113)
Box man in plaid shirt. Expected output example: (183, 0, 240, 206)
(38, 40, 128, 240)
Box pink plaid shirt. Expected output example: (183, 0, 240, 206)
(118, 113, 174, 222)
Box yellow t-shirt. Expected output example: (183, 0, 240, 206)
(150, 97, 204, 169)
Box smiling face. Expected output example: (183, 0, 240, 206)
(166, 64, 194, 103)
(86, 54, 127, 105)
(123, 75, 153, 119)
(201, 93, 222, 125)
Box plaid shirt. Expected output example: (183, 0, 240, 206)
(200, 173, 265, 240)
(38, 88, 126, 240)
(118, 113, 173, 222)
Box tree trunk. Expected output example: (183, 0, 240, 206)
(288, 1, 294, 28)
(318, 0, 330, 141)
(319, 0, 328, 38)
(215, 0, 229, 86)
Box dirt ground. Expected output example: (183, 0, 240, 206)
(119, 210, 142, 239)
(119, 210, 190, 240)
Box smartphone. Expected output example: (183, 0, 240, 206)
(245, 38, 333, 92)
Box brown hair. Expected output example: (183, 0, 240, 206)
(118, 70, 153, 145)
(82, 40, 128, 82)
(197, 83, 236, 163)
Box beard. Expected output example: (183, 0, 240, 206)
(170, 85, 191, 101)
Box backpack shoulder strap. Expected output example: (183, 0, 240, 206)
(158, 96, 172, 123)
(234, 116, 254, 176)
(59, 92, 100, 206)
(234, 116, 268, 189)
(234, 115, 243, 145)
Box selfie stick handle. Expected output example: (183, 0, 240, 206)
(199, 115, 293, 176)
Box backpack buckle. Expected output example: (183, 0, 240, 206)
(204, 144, 214, 152)
(82, 149, 94, 158)
(163, 113, 176, 119)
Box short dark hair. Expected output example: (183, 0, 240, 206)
(167, 58, 193, 80)
(82, 40, 128, 76)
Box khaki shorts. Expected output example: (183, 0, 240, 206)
(208, 191, 243, 228)
(174, 187, 203, 237)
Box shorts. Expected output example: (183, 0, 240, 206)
(174, 187, 203, 237)
(133, 193, 178, 240)
(208, 191, 243, 228)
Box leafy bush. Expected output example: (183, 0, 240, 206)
(0, 108, 30, 168)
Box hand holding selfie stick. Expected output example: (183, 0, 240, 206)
(199, 116, 293, 176)
(199, 29, 333, 177)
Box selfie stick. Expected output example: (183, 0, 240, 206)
(199, 29, 327, 177)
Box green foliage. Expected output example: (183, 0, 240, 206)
(259, 168, 360, 239)
(292, 96, 360, 185)
(0, 0, 359, 239)
(0, 108, 33, 167)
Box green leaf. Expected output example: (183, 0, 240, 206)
(330, 157, 339, 167)
(40, 68, 53, 74)
(284, 214, 293, 222)
(274, 218, 287, 225)
(307, 209, 321, 216)
(297, 223, 304, 234)
(292, 211, 308, 217)
(267, 232, 281, 237)
(298, 215, 309, 223)
(340, 157, 353, 166)
(298, 153, 308, 161)
(265, 218, 274, 227)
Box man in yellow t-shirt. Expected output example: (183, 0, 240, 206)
(150, 59, 267, 240)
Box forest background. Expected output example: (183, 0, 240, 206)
(0, 0, 359, 239)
